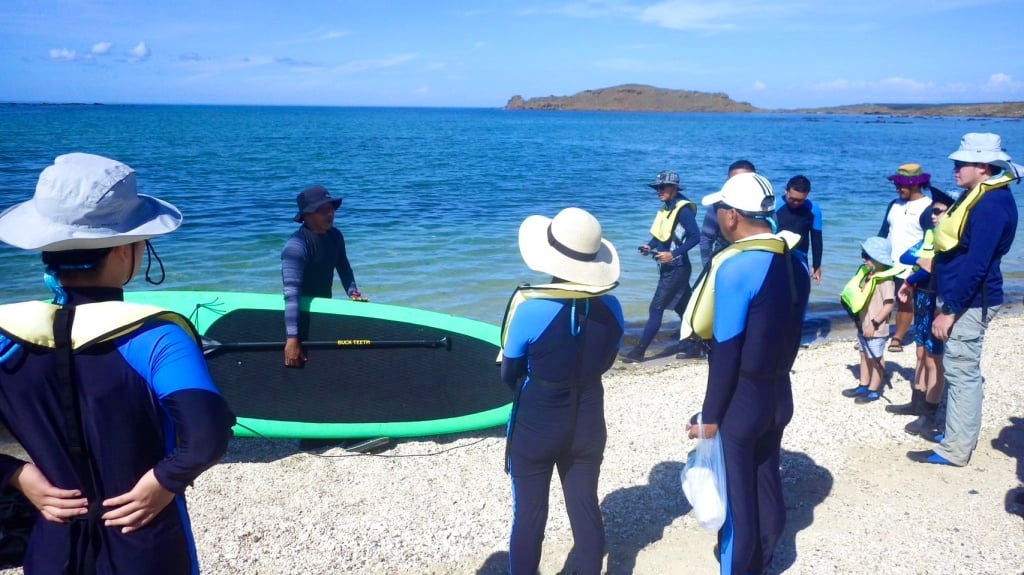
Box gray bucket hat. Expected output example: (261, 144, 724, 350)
(647, 171, 685, 190)
(861, 236, 893, 267)
(948, 133, 1023, 179)
(0, 153, 182, 251)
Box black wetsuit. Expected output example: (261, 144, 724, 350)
(281, 226, 359, 338)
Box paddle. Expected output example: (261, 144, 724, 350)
(201, 335, 452, 357)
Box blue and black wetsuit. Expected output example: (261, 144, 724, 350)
(638, 195, 699, 351)
(775, 199, 822, 273)
(701, 249, 809, 575)
(0, 287, 235, 575)
(281, 226, 359, 338)
(501, 295, 624, 575)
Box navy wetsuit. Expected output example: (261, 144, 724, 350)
(639, 196, 699, 351)
(0, 287, 235, 575)
(775, 199, 822, 273)
(701, 249, 809, 575)
(281, 226, 359, 338)
(501, 295, 624, 575)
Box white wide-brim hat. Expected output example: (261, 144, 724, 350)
(948, 133, 1023, 179)
(518, 207, 619, 287)
(0, 152, 182, 251)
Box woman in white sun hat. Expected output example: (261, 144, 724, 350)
(0, 153, 234, 574)
(499, 207, 624, 575)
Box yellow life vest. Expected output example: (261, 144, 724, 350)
(497, 282, 618, 362)
(680, 231, 800, 341)
(649, 199, 696, 243)
(0, 300, 199, 351)
(839, 264, 905, 315)
(933, 172, 1014, 253)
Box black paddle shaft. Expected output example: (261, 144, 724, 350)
(202, 335, 451, 357)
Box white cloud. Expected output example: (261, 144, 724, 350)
(333, 54, 417, 74)
(638, 0, 743, 30)
(412, 86, 430, 94)
(49, 48, 76, 61)
(752, 80, 766, 91)
(879, 76, 930, 91)
(127, 42, 151, 62)
(983, 73, 1024, 92)
(91, 42, 113, 55)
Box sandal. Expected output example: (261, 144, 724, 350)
(888, 340, 903, 353)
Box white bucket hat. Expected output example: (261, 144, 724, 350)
(701, 172, 776, 214)
(518, 207, 619, 286)
(948, 133, 1023, 179)
(0, 153, 182, 251)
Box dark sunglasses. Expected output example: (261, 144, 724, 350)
(713, 201, 733, 212)
(655, 184, 677, 191)
(931, 207, 947, 215)
(953, 160, 982, 169)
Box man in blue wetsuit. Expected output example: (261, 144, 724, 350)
(622, 171, 699, 363)
(908, 133, 1020, 467)
(281, 185, 367, 367)
(774, 175, 823, 284)
(500, 207, 624, 575)
(686, 172, 810, 575)
(0, 153, 235, 574)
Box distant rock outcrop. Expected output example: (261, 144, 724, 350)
(504, 85, 1024, 118)
(505, 84, 759, 113)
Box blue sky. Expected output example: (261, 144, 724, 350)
(2, 0, 1023, 109)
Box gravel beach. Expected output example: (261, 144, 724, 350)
(2, 313, 1023, 575)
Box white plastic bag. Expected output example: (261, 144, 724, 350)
(680, 414, 728, 531)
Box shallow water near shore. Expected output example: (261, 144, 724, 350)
(2, 105, 1023, 339)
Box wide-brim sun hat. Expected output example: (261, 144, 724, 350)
(701, 172, 776, 213)
(518, 207, 619, 286)
(861, 236, 893, 267)
(0, 153, 182, 251)
(948, 132, 1024, 179)
(887, 163, 931, 186)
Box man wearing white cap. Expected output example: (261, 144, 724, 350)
(684, 173, 810, 575)
(0, 153, 235, 573)
(908, 133, 1020, 467)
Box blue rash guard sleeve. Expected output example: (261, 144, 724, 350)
(699, 210, 722, 269)
(877, 200, 896, 238)
(673, 207, 700, 258)
(281, 234, 308, 338)
(701, 251, 773, 425)
(119, 322, 235, 493)
(500, 300, 561, 386)
(810, 201, 823, 270)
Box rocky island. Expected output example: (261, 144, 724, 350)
(504, 84, 1024, 118)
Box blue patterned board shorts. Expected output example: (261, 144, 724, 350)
(913, 289, 944, 356)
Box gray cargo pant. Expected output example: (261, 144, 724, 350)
(934, 306, 998, 466)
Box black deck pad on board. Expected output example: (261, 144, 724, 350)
(203, 309, 508, 423)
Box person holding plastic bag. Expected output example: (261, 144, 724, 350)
(683, 173, 810, 575)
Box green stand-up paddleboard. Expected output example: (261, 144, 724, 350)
(124, 291, 510, 439)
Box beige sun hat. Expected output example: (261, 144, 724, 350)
(518, 207, 619, 286)
(0, 153, 182, 251)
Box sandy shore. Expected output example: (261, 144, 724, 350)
(2, 312, 1023, 574)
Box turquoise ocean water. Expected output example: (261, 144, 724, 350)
(2, 105, 1023, 341)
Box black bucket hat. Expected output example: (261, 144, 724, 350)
(293, 185, 342, 222)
